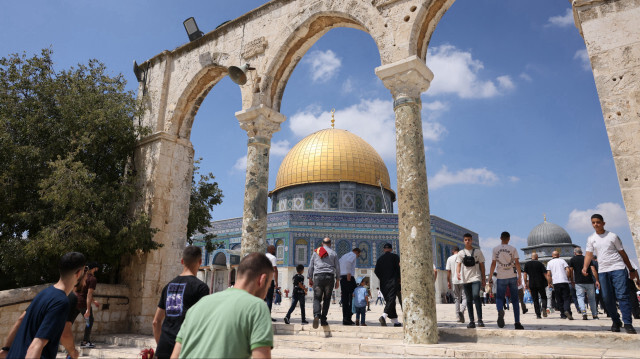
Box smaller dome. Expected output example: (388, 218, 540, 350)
(527, 221, 572, 247)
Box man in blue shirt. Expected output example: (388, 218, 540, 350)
(2, 252, 86, 359)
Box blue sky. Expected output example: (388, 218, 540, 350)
(1, 1, 637, 264)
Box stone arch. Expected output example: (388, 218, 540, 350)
(263, 11, 385, 111)
(169, 65, 230, 139)
(410, 0, 456, 61)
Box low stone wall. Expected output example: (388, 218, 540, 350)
(0, 283, 131, 341)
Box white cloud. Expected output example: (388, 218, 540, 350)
(303, 49, 341, 83)
(233, 156, 247, 172)
(270, 140, 291, 157)
(566, 202, 629, 233)
(508, 176, 520, 183)
(546, 8, 574, 28)
(574, 49, 591, 71)
(426, 44, 515, 98)
(341, 78, 354, 94)
(519, 73, 533, 82)
(289, 98, 447, 160)
(429, 166, 499, 189)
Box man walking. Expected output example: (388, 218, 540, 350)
(489, 232, 524, 330)
(152, 246, 209, 359)
(569, 247, 599, 320)
(523, 253, 548, 318)
(339, 247, 361, 325)
(583, 214, 637, 334)
(265, 245, 279, 322)
(375, 243, 402, 327)
(308, 237, 340, 328)
(172, 253, 274, 358)
(546, 251, 574, 320)
(456, 233, 486, 328)
(446, 246, 466, 323)
(2, 252, 86, 359)
(76, 261, 100, 348)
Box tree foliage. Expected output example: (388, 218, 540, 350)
(187, 159, 224, 253)
(0, 49, 160, 288)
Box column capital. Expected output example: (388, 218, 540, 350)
(236, 104, 286, 142)
(375, 56, 434, 101)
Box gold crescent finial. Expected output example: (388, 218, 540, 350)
(544, 213, 547, 222)
(330, 108, 335, 129)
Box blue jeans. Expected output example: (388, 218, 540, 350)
(355, 306, 366, 323)
(496, 277, 520, 323)
(575, 283, 597, 316)
(463, 281, 483, 322)
(599, 269, 632, 325)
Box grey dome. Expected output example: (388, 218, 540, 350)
(527, 221, 572, 247)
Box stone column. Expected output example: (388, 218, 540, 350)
(236, 105, 285, 256)
(120, 131, 194, 333)
(573, 0, 640, 261)
(375, 56, 437, 344)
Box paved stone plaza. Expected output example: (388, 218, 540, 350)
(65, 301, 639, 358)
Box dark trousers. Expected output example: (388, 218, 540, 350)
(265, 280, 275, 312)
(340, 275, 356, 321)
(463, 281, 483, 322)
(80, 306, 94, 342)
(313, 273, 335, 321)
(381, 279, 401, 319)
(628, 278, 640, 318)
(529, 286, 548, 317)
(554, 283, 572, 315)
(285, 292, 306, 321)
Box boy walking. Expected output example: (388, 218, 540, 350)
(352, 278, 369, 326)
(284, 265, 308, 324)
(489, 231, 524, 330)
(456, 233, 486, 328)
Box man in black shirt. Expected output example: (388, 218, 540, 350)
(569, 247, 600, 320)
(523, 253, 548, 319)
(152, 246, 209, 359)
(374, 243, 402, 327)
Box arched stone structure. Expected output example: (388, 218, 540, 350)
(124, 0, 640, 344)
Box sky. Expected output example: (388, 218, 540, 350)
(1, 1, 638, 265)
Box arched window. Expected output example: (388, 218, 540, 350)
(337, 240, 351, 258)
(357, 242, 371, 267)
(276, 239, 285, 261)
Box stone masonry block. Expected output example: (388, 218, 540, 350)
(591, 44, 640, 77)
(612, 155, 640, 189)
(594, 70, 639, 98)
(607, 121, 640, 157)
(601, 92, 640, 127)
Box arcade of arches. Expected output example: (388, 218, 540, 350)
(120, 0, 640, 344)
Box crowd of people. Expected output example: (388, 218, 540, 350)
(2, 213, 638, 359)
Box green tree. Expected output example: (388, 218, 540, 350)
(0, 49, 160, 288)
(187, 159, 224, 253)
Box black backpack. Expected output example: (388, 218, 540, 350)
(462, 249, 476, 267)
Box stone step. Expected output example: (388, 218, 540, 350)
(274, 322, 640, 351)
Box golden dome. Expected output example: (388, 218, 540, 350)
(273, 128, 393, 194)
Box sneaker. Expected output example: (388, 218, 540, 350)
(467, 322, 476, 329)
(497, 310, 505, 328)
(514, 322, 524, 330)
(284, 317, 290, 324)
(379, 316, 387, 326)
(477, 320, 485, 327)
(522, 308, 528, 314)
(583, 314, 588, 320)
(543, 309, 548, 317)
(271, 318, 277, 322)
(301, 320, 309, 324)
(612, 322, 621, 332)
(536, 315, 542, 319)
(80, 341, 95, 348)
(313, 316, 320, 329)
(593, 315, 599, 320)
(321, 320, 329, 326)
(355, 320, 360, 326)
(342, 320, 354, 326)
(361, 322, 367, 326)
(458, 311, 465, 323)
(565, 311, 574, 320)
(623, 324, 637, 334)
(393, 322, 402, 327)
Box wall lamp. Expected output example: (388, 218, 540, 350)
(183, 17, 204, 42)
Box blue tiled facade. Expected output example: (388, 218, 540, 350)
(194, 211, 478, 270)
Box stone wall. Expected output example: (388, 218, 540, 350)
(0, 284, 130, 341)
(573, 0, 640, 262)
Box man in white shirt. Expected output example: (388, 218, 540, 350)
(446, 247, 466, 323)
(583, 214, 637, 334)
(265, 245, 278, 322)
(338, 247, 361, 325)
(489, 232, 524, 330)
(546, 251, 574, 320)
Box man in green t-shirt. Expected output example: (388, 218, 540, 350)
(172, 253, 274, 359)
